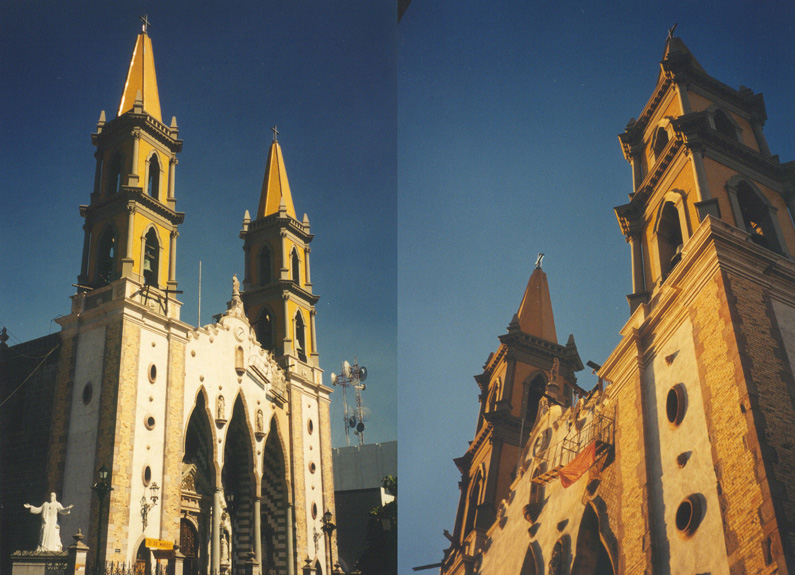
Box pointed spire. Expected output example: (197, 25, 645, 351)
(117, 30, 162, 122)
(516, 265, 558, 344)
(661, 29, 705, 74)
(257, 140, 297, 219)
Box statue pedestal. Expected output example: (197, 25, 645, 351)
(11, 551, 68, 575)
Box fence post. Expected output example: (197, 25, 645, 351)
(67, 530, 90, 575)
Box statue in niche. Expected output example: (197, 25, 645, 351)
(217, 395, 226, 421)
(256, 409, 264, 433)
(24, 493, 73, 551)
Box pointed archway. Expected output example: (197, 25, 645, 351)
(571, 504, 615, 575)
(261, 417, 289, 575)
(223, 396, 256, 573)
(182, 392, 216, 575)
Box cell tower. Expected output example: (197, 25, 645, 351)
(331, 358, 369, 447)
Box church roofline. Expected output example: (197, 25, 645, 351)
(93, 111, 182, 152)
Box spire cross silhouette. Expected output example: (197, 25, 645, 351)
(667, 23, 678, 41)
(140, 14, 151, 34)
(271, 125, 279, 142)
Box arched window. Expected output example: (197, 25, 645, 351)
(259, 246, 272, 286)
(652, 127, 669, 160)
(107, 153, 123, 195)
(97, 227, 117, 283)
(520, 545, 539, 575)
(147, 154, 160, 199)
(523, 374, 547, 428)
(295, 311, 306, 361)
(736, 182, 783, 254)
(143, 228, 160, 286)
(463, 473, 482, 535)
(657, 201, 684, 278)
(257, 309, 274, 351)
(713, 109, 738, 141)
(291, 249, 300, 284)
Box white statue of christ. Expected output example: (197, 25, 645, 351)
(24, 492, 73, 552)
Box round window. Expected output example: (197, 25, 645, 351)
(82, 383, 93, 405)
(312, 503, 318, 519)
(666, 384, 686, 427)
(148, 364, 157, 383)
(675, 494, 703, 538)
(145, 416, 156, 430)
(307, 419, 314, 435)
(143, 466, 152, 486)
(309, 462, 316, 474)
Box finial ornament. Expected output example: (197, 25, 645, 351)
(535, 253, 545, 269)
(271, 125, 279, 142)
(667, 23, 678, 41)
(140, 14, 151, 34)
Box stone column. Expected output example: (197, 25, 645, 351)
(169, 230, 178, 287)
(631, 150, 643, 192)
(129, 129, 141, 186)
(283, 294, 291, 355)
(310, 310, 318, 359)
(122, 205, 135, 277)
(629, 233, 645, 294)
(80, 225, 91, 281)
(304, 247, 312, 288)
(213, 489, 222, 575)
(93, 152, 103, 197)
(254, 497, 262, 571)
(67, 530, 89, 575)
(688, 147, 711, 202)
(286, 504, 295, 575)
(280, 231, 289, 279)
(168, 157, 177, 201)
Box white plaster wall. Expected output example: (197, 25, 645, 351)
(301, 392, 326, 564)
(183, 315, 279, 479)
(479, 402, 596, 575)
(127, 324, 170, 556)
(61, 325, 106, 540)
(647, 318, 730, 574)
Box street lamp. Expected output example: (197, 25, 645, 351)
(91, 465, 113, 573)
(321, 510, 336, 573)
(140, 482, 160, 530)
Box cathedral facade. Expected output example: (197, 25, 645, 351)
(1, 29, 336, 575)
(440, 35, 795, 574)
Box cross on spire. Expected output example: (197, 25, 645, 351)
(140, 14, 151, 34)
(667, 23, 678, 41)
(535, 253, 545, 269)
(271, 125, 279, 142)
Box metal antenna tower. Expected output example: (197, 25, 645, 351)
(331, 358, 369, 447)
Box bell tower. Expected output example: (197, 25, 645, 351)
(442, 262, 583, 574)
(615, 32, 795, 312)
(240, 131, 319, 371)
(78, 24, 183, 296)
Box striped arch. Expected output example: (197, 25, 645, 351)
(261, 415, 290, 575)
(223, 394, 258, 572)
(183, 386, 220, 485)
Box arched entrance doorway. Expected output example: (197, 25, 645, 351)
(571, 504, 614, 575)
(261, 418, 289, 575)
(223, 396, 256, 574)
(182, 392, 215, 575)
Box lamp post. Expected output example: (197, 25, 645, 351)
(321, 510, 336, 574)
(140, 482, 160, 530)
(91, 465, 113, 573)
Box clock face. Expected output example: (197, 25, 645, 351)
(234, 326, 246, 342)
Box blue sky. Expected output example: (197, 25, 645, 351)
(398, 1, 795, 570)
(0, 2, 397, 448)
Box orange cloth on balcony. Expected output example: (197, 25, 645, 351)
(559, 441, 597, 488)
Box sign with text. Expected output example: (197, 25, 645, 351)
(145, 538, 174, 550)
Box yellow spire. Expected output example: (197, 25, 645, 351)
(117, 32, 162, 122)
(516, 265, 558, 343)
(257, 139, 297, 219)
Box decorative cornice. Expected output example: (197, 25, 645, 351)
(83, 187, 184, 226)
(93, 111, 182, 152)
(244, 214, 313, 243)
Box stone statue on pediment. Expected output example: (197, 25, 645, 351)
(24, 493, 73, 551)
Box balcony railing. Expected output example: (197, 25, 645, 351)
(531, 412, 614, 485)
